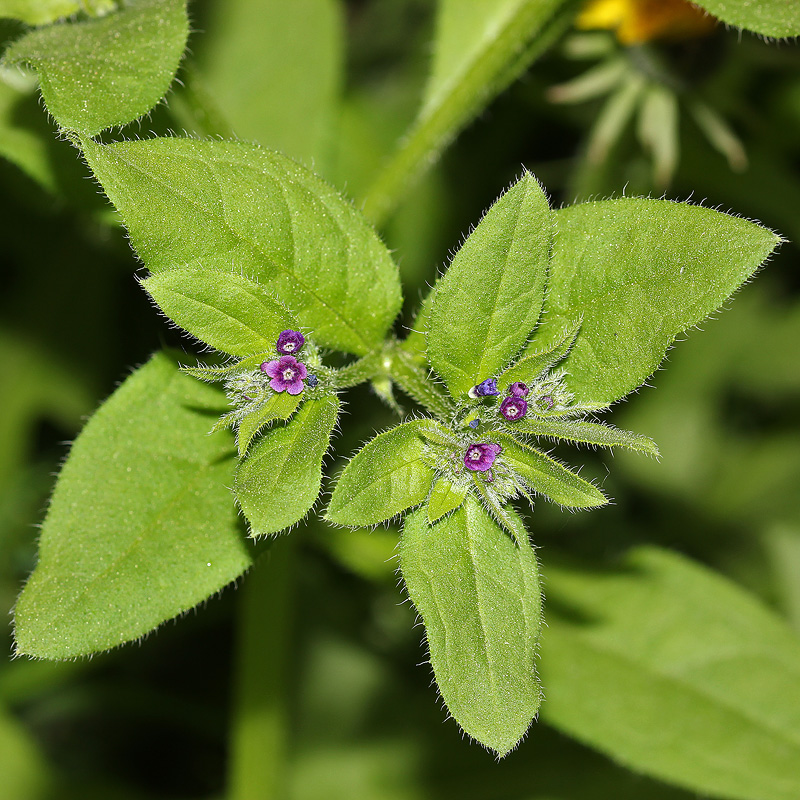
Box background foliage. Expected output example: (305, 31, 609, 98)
(2, 0, 800, 797)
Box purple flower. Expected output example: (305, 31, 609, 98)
(471, 378, 499, 398)
(307, 374, 319, 388)
(500, 396, 527, 421)
(509, 381, 529, 398)
(539, 395, 554, 410)
(276, 329, 305, 355)
(468, 418, 480, 429)
(261, 355, 307, 395)
(464, 442, 502, 472)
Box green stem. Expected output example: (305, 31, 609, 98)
(470, 473, 529, 548)
(228, 537, 296, 800)
(330, 350, 384, 390)
(360, 0, 576, 227)
(389, 346, 455, 421)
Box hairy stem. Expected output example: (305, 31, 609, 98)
(228, 537, 296, 800)
(389, 345, 455, 421)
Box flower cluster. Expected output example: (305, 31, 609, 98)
(259, 330, 313, 395)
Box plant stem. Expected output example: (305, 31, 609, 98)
(360, 0, 576, 227)
(389, 345, 455, 421)
(228, 537, 296, 800)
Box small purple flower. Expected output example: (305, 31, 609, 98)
(500, 396, 527, 421)
(464, 442, 502, 472)
(540, 395, 554, 410)
(261, 355, 307, 395)
(307, 373, 319, 388)
(276, 329, 305, 355)
(468, 418, 480, 429)
(509, 381, 529, 398)
(470, 378, 499, 398)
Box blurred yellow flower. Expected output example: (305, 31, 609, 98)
(577, 0, 717, 44)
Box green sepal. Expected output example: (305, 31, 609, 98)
(234, 395, 339, 537)
(427, 172, 552, 399)
(498, 318, 580, 391)
(400, 496, 542, 757)
(494, 432, 608, 509)
(236, 392, 303, 456)
(427, 477, 467, 523)
(142, 267, 299, 358)
(509, 418, 659, 457)
(3, 0, 188, 136)
(327, 419, 437, 527)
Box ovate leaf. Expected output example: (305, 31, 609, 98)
(536, 199, 781, 407)
(692, 0, 800, 38)
(541, 546, 800, 800)
(428, 173, 552, 399)
(14, 353, 252, 660)
(327, 420, 436, 527)
(3, 0, 188, 136)
(495, 432, 608, 508)
(142, 267, 298, 357)
(236, 392, 302, 457)
(83, 137, 401, 355)
(427, 477, 467, 523)
(400, 497, 542, 756)
(235, 395, 339, 536)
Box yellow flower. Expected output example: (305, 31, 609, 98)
(577, 0, 717, 45)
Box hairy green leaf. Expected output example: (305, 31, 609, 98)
(511, 418, 659, 456)
(235, 395, 339, 537)
(494, 432, 608, 508)
(400, 497, 542, 756)
(693, 0, 800, 38)
(541, 546, 800, 800)
(327, 420, 436, 527)
(497, 318, 580, 391)
(3, 0, 188, 136)
(428, 173, 552, 399)
(142, 267, 298, 358)
(196, 0, 342, 169)
(427, 477, 467, 523)
(0, 0, 114, 25)
(536, 199, 781, 407)
(83, 137, 401, 355)
(236, 392, 302, 457)
(14, 353, 252, 660)
(362, 0, 571, 224)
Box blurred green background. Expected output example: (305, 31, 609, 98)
(2, 0, 800, 797)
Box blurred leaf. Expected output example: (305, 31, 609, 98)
(142, 267, 298, 357)
(400, 497, 542, 756)
(428, 172, 552, 400)
(196, 0, 342, 171)
(0, 78, 57, 191)
(0, 0, 114, 25)
(541, 546, 800, 800)
(327, 420, 435, 527)
(14, 352, 252, 659)
(362, 0, 573, 225)
(692, 0, 800, 38)
(0, 705, 51, 798)
(535, 199, 781, 408)
(494, 431, 608, 508)
(235, 395, 339, 537)
(82, 137, 402, 356)
(3, 0, 188, 136)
